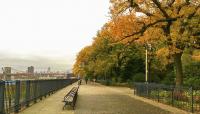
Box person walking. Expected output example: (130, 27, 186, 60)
(85, 76, 88, 84)
(78, 79, 82, 86)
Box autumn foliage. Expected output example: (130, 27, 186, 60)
(73, 0, 200, 86)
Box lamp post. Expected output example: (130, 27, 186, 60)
(145, 49, 148, 83)
(145, 43, 152, 83)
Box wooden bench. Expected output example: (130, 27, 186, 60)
(62, 86, 79, 110)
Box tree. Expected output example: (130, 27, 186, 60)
(73, 24, 145, 82)
(73, 46, 93, 77)
(109, 0, 200, 86)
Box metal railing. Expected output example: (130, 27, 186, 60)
(133, 83, 200, 113)
(0, 79, 78, 114)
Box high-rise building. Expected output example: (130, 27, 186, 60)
(28, 66, 34, 74)
(3, 67, 11, 80)
(4, 67, 11, 74)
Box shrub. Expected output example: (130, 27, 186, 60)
(132, 73, 145, 82)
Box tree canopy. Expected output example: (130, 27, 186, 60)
(73, 0, 200, 86)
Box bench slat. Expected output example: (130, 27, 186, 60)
(63, 86, 79, 110)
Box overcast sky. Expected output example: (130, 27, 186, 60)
(0, 0, 110, 72)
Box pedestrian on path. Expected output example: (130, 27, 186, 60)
(92, 78, 96, 84)
(85, 76, 88, 84)
(78, 79, 82, 86)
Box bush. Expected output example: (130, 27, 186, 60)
(161, 71, 175, 85)
(150, 75, 161, 83)
(132, 73, 145, 82)
(106, 79, 112, 85)
(184, 77, 200, 87)
(184, 62, 200, 87)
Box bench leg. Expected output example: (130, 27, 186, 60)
(63, 102, 68, 110)
(63, 104, 66, 110)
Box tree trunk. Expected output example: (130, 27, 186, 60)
(174, 52, 183, 86)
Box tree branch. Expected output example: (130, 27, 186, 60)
(152, 0, 170, 18)
(168, 0, 175, 7)
(188, 5, 200, 19)
(128, 0, 154, 16)
(176, 1, 191, 14)
(135, 6, 154, 16)
(125, 18, 178, 38)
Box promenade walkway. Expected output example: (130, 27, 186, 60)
(19, 82, 186, 114)
(19, 82, 76, 114)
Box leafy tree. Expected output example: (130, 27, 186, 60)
(73, 26, 145, 82)
(109, 0, 200, 86)
(73, 46, 93, 77)
(73, 0, 200, 86)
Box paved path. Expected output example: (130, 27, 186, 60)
(19, 82, 176, 114)
(75, 83, 171, 114)
(19, 83, 77, 114)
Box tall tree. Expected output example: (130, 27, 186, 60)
(110, 0, 200, 86)
(73, 46, 93, 77)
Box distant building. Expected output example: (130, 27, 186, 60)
(47, 67, 51, 73)
(3, 67, 11, 80)
(4, 67, 11, 74)
(28, 66, 34, 74)
(67, 73, 74, 79)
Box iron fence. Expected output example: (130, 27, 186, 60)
(133, 83, 200, 113)
(0, 79, 78, 114)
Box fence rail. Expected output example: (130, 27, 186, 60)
(133, 83, 200, 113)
(0, 79, 78, 114)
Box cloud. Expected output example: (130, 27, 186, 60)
(0, 0, 110, 72)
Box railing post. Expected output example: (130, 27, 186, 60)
(15, 80, 20, 113)
(171, 87, 174, 106)
(146, 83, 148, 98)
(191, 86, 194, 113)
(34, 81, 38, 103)
(0, 81, 5, 114)
(26, 80, 30, 107)
(157, 88, 160, 102)
(39, 81, 43, 100)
